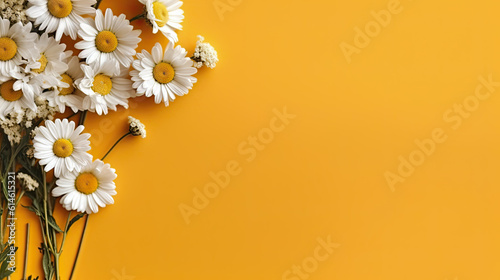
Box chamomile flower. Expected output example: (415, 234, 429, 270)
(0, 19, 37, 75)
(0, 72, 38, 120)
(53, 159, 117, 214)
(140, 0, 184, 43)
(26, 0, 96, 41)
(75, 8, 142, 73)
(130, 42, 197, 107)
(33, 118, 92, 177)
(76, 62, 135, 115)
(42, 56, 85, 113)
(26, 33, 69, 89)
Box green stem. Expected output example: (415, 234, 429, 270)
(101, 132, 132, 161)
(67, 111, 79, 120)
(15, 190, 25, 207)
(78, 110, 88, 127)
(0, 195, 4, 248)
(47, 181, 56, 214)
(2, 142, 22, 179)
(94, 0, 103, 10)
(38, 217, 47, 251)
(69, 215, 88, 280)
(54, 252, 60, 280)
(130, 11, 146, 22)
(23, 223, 29, 280)
(2, 149, 16, 246)
(42, 171, 54, 253)
(58, 211, 72, 254)
(48, 180, 58, 280)
(52, 228, 59, 280)
(1, 188, 24, 256)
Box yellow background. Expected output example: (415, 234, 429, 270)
(15, 0, 500, 279)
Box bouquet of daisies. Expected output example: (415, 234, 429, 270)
(0, 0, 218, 279)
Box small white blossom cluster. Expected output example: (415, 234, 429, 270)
(26, 145, 34, 158)
(34, 96, 58, 121)
(0, 96, 56, 144)
(0, 0, 28, 25)
(128, 116, 147, 138)
(17, 172, 39, 191)
(193, 36, 219, 69)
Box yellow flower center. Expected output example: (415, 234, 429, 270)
(58, 73, 74, 96)
(53, 139, 73, 158)
(47, 0, 73, 18)
(95, 31, 118, 53)
(32, 54, 48, 74)
(153, 62, 175, 84)
(0, 37, 17, 61)
(0, 80, 22, 102)
(91, 74, 112, 95)
(152, 1, 169, 27)
(75, 172, 99, 195)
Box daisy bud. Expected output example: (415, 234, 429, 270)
(192, 35, 219, 69)
(128, 116, 146, 138)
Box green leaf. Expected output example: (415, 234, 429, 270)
(0, 246, 16, 278)
(22, 205, 42, 217)
(42, 246, 52, 278)
(25, 204, 63, 233)
(47, 214, 63, 233)
(1, 185, 9, 210)
(25, 192, 42, 212)
(0, 260, 14, 278)
(0, 133, 10, 175)
(17, 148, 43, 186)
(0, 243, 10, 262)
(67, 213, 85, 232)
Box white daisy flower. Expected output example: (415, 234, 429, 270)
(0, 19, 37, 75)
(76, 62, 135, 115)
(130, 42, 197, 107)
(33, 118, 92, 177)
(0, 72, 38, 120)
(26, 0, 97, 41)
(52, 159, 117, 214)
(192, 35, 219, 69)
(140, 0, 183, 43)
(42, 56, 85, 113)
(26, 33, 69, 89)
(75, 8, 142, 73)
(128, 116, 146, 138)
